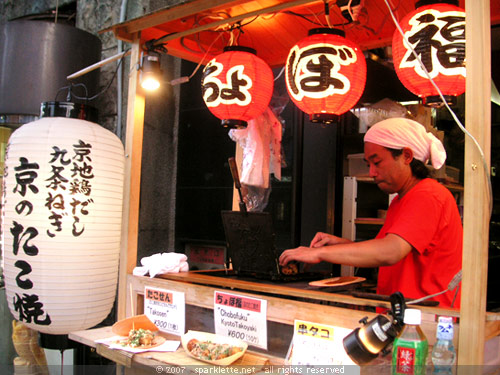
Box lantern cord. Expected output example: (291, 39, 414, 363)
(383, 0, 493, 219)
(347, 0, 355, 23)
(171, 33, 225, 86)
(188, 33, 223, 80)
(324, 0, 333, 28)
(274, 67, 285, 81)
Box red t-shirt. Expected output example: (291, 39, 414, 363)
(376, 178, 462, 308)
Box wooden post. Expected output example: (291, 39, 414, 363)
(458, 0, 491, 365)
(118, 36, 146, 320)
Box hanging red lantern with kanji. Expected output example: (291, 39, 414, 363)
(285, 28, 366, 124)
(201, 46, 274, 129)
(392, 0, 465, 107)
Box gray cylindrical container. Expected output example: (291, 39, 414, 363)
(0, 20, 102, 116)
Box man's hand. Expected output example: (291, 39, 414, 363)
(278, 246, 322, 266)
(310, 232, 352, 248)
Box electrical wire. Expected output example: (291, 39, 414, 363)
(187, 33, 224, 80)
(383, 0, 493, 218)
(407, 270, 462, 307)
(282, 10, 326, 26)
(69, 48, 130, 101)
(305, 4, 326, 27)
(54, 83, 88, 102)
(373, 0, 401, 36)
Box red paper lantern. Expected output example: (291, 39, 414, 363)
(285, 28, 366, 124)
(201, 46, 274, 128)
(392, 1, 465, 107)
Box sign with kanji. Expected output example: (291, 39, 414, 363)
(213, 291, 267, 350)
(144, 286, 185, 335)
(288, 320, 358, 367)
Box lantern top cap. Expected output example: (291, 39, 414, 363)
(223, 46, 257, 55)
(40, 101, 98, 122)
(308, 28, 345, 38)
(415, 0, 459, 8)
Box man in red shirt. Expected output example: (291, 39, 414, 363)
(279, 117, 462, 308)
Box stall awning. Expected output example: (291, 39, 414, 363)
(104, 0, 500, 68)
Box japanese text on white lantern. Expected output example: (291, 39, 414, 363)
(3, 117, 125, 335)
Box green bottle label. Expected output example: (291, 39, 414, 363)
(392, 337, 428, 375)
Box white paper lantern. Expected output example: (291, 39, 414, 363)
(2, 117, 125, 335)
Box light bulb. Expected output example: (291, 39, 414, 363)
(140, 53, 161, 91)
(141, 74, 160, 91)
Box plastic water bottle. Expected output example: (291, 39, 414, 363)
(431, 316, 456, 374)
(392, 308, 428, 375)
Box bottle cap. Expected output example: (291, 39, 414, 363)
(403, 309, 422, 324)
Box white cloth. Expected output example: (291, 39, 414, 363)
(133, 253, 189, 278)
(229, 107, 282, 188)
(364, 117, 447, 169)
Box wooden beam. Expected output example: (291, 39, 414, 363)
(117, 37, 146, 320)
(122, 0, 322, 46)
(108, 0, 249, 36)
(458, 0, 491, 365)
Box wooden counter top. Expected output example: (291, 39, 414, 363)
(156, 270, 462, 316)
(69, 326, 279, 368)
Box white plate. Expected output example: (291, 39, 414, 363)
(309, 276, 365, 287)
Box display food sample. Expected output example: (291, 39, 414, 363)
(181, 331, 248, 365)
(111, 314, 159, 336)
(117, 328, 166, 349)
(187, 339, 244, 361)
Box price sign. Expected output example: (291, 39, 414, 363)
(144, 286, 185, 335)
(214, 291, 268, 350)
(288, 320, 358, 367)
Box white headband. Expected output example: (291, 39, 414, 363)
(364, 118, 447, 169)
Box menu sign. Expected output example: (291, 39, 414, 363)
(288, 320, 358, 367)
(214, 291, 268, 350)
(144, 286, 185, 335)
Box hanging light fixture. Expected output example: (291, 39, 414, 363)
(2, 102, 125, 336)
(392, 0, 465, 107)
(285, 28, 367, 124)
(201, 46, 274, 129)
(140, 52, 162, 91)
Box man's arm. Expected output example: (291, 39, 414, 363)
(279, 233, 413, 268)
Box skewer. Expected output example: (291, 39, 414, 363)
(130, 283, 135, 330)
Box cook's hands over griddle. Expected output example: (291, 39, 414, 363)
(309, 232, 353, 248)
(279, 232, 353, 267)
(279, 246, 322, 266)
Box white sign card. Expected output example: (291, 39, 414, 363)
(213, 291, 268, 350)
(144, 286, 185, 335)
(288, 319, 358, 367)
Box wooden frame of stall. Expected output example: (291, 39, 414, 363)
(102, 0, 498, 367)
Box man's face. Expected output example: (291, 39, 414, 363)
(363, 142, 412, 194)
